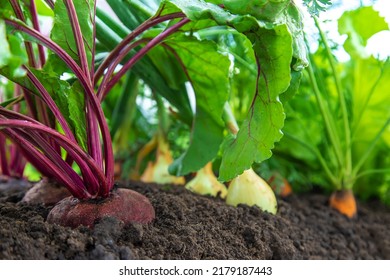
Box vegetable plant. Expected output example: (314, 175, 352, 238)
(0, 0, 156, 227)
(277, 6, 390, 217)
(95, 0, 307, 213)
(0, 0, 308, 229)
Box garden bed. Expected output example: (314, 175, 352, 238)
(1, 180, 389, 260)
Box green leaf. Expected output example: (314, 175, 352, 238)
(350, 58, 390, 147)
(338, 6, 389, 58)
(0, 0, 15, 18)
(0, 20, 9, 67)
(107, 0, 156, 31)
(302, 0, 332, 17)
(51, 0, 94, 69)
(219, 24, 293, 181)
(280, 70, 302, 103)
(32, 71, 88, 151)
(285, 3, 308, 70)
(142, 29, 188, 91)
(0, 65, 88, 150)
(223, 0, 290, 22)
(96, 7, 131, 39)
(156, 0, 304, 180)
(36, 0, 54, 17)
(166, 35, 230, 175)
(161, 0, 307, 77)
(68, 81, 87, 151)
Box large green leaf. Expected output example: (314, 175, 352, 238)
(350, 57, 390, 147)
(163, 0, 307, 67)
(142, 29, 188, 91)
(29, 70, 88, 151)
(166, 35, 230, 175)
(338, 6, 389, 58)
(51, 0, 95, 69)
(223, 0, 290, 22)
(158, 0, 302, 180)
(219, 25, 293, 180)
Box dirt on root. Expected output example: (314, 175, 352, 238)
(0, 179, 389, 260)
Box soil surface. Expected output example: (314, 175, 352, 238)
(1, 179, 389, 260)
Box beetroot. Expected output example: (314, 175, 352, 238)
(47, 188, 155, 228)
(0, 175, 30, 196)
(22, 178, 71, 206)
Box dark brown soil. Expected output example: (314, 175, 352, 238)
(1, 179, 389, 259)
